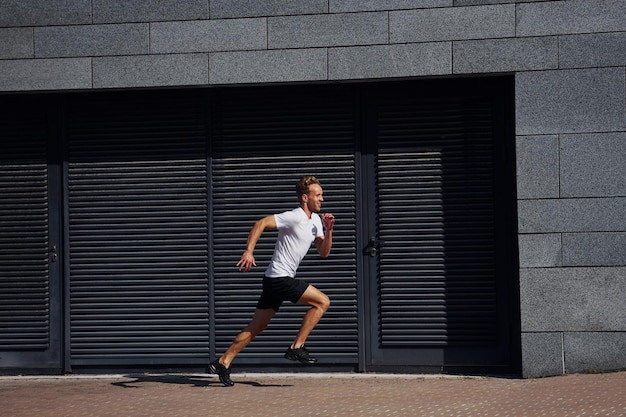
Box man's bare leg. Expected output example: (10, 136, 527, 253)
(290, 285, 330, 349)
(209, 308, 275, 386)
(219, 308, 276, 368)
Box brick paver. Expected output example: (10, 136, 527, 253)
(1, 371, 625, 416)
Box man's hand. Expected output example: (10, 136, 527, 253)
(316, 213, 334, 258)
(237, 250, 256, 272)
(321, 213, 335, 232)
(236, 215, 276, 272)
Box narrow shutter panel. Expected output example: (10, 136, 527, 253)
(0, 98, 50, 349)
(67, 90, 209, 364)
(211, 85, 358, 362)
(375, 90, 499, 347)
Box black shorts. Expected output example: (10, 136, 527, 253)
(256, 276, 310, 312)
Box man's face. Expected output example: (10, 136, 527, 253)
(305, 184, 324, 212)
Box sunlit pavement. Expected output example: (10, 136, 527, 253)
(1, 371, 625, 416)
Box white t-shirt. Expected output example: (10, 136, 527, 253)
(264, 207, 324, 278)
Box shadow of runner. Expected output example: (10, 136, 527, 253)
(111, 374, 292, 388)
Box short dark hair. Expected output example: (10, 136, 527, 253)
(296, 176, 320, 198)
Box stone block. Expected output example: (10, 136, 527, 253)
(455, 0, 523, 4)
(268, 12, 387, 49)
(389, 5, 515, 43)
(517, 0, 626, 36)
(330, 0, 451, 12)
(518, 198, 626, 233)
(518, 234, 561, 268)
(0, 28, 33, 59)
(210, 0, 327, 18)
(521, 332, 564, 378)
(560, 132, 625, 198)
(209, 49, 327, 85)
(93, 0, 208, 23)
(516, 68, 625, 135)
(0, 58, 91, 91)
(515, 135, 559, 199)
(0, 0, 91, 27)
(453, 37, 558, 74)
(560, 32, 626, 69)
(564, 332, 626, 374)
(35, 24, 148, 58)
(519, 267, 626, 332)
(329, 43, 451, 80)
(93, 54, 208, 89)
(151, 19, 267, 54)
(563, 232, 626, 267)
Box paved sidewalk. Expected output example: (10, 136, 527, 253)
(1, 371, 625, 416)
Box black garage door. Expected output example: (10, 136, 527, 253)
(210, 85, 359, 365)
(66, 90, 211, 365)
(363, 79, 517, 372)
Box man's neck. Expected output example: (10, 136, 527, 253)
(300, 204, 313, 219)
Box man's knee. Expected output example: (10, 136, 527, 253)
(244, 319, 269, 338)
(246, 310, 275, 334)
(299, 286, 330, 312)
(317, 293, 330, 312)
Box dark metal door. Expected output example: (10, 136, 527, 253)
(65, 90, 211, 367)
(210, 84, 360, 365)
(0, 96, 63, 371)
(362, 79, 517, 372)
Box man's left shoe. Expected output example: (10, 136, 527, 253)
(207, 359, 235, 387)
(284, 345, 318, 364)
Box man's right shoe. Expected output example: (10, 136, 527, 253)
(207, 359, 234, 387)
(284, 345, 318, 364)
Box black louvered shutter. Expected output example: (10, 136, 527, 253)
(374, 87, 500, 349)
(0, 98, 50, 350)
(67, 90, 210, 365)
(211, 85, 358, 363)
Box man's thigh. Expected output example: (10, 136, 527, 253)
(296, 284, 329, 308)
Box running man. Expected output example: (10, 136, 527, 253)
(208, 176, 335, 386)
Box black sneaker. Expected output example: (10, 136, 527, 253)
(207, 359, 234, 387)
(284, 345, 318, 364)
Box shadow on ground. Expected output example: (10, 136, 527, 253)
(111, 374, 292, 389)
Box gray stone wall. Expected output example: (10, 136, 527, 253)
(1, 0, 624, 377)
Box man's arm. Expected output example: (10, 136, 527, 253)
(315, 213, 334, 258)
(236, 215, 277, 272)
